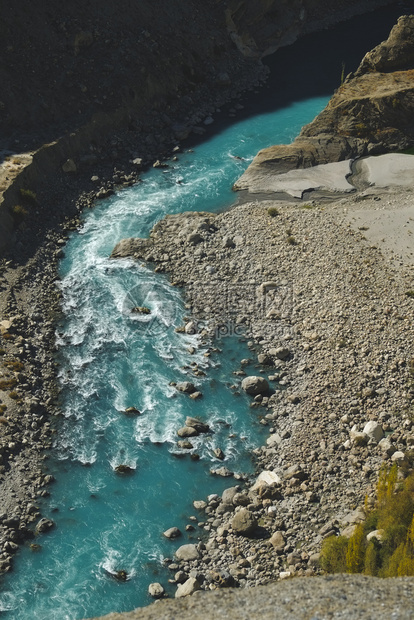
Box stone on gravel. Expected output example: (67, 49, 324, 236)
(363, 421, 384, 443)
(241, 376, 269, 396)
(269, 531, 286, 552)
(391, 451, 406, 464)
(175, 544, 200, 561)
(221, 487, 239, 504)
(272, 347, 290, 361)
(231, 508, 257, 536)
(175, 577, 201, 598)
(378, 437, 396, 456)
(251, 470, 282, 494)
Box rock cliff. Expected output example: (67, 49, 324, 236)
(235, 14, 414, 193)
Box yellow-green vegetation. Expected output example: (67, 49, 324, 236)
(11, 204, 29, 223)
(405, 290, 414, 298)
(0, 378, 17, 390)
(267, 207, 279, 217)
(340, 61, 346, 86)
(19, 188, 37, 204)
(354, 122, 368, 137)
(321, 465, 414, 576)
(3, 359, 24, 372)
(8, 391, 19, 400)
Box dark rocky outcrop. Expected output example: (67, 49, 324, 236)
(235, 15, 414, 192)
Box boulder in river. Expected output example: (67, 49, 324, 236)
(177, 426, 199, 438)
(210, 466, 233, 477)
(185, 417, 210, 433)
(176, 382, 197, 394)
(124, 406, 141, 416)
(131, 306, 151, 315)
(35, 518, 55, 535)
(148, 582, 165, 598)
(213, 447, 225, 460)
(115, 464, 135, 474)
(163, 526, 182, 539)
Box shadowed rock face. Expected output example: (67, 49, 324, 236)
(235, 15, 414, 192)
(224, 0, 394, 58)
(356, 14, 414, 72)
(0, 0, 393, 149)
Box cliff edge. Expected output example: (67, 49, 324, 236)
(89, 574, 414, 620)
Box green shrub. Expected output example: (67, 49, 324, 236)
(19, 188, 37, 204)
(267, 207, 279, 217)
(320, 535, 348, 572)
(321, 465, 414, 578)
(11, 204, 29, 224)
(0, 378, 17, 390)
(346, 523, 366, 573)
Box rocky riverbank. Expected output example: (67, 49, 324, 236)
(111, 177, 414, 595)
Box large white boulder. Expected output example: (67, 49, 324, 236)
(363, 421, 384, 443)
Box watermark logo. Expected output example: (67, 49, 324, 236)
(122, 280, 293, 339)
